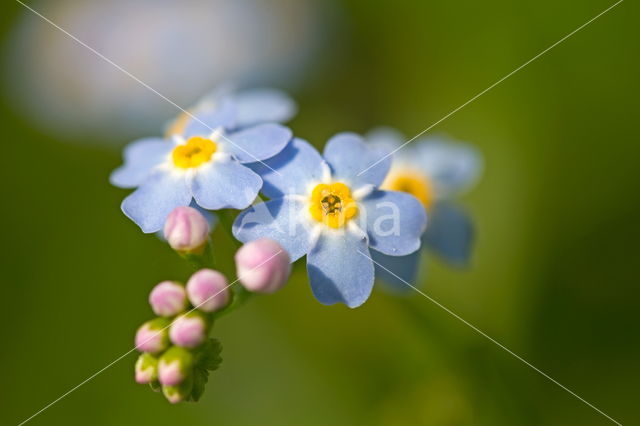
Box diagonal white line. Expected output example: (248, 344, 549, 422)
(17, 250, 283, 426)
(359, 250, 623, 425)
(357, 0, 624, 177)
(15, 0, 283, 176)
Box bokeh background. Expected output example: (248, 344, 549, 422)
(1, 0, 638, 425)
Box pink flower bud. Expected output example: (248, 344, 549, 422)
(135, 318, 170, 353)
(235, 238, 291, 293)
(186, 269, 229, 312)
(135, 353, 158, 384)
(162, 376, 193, 404)
(169, 312, 208, 348)
(163, 206, 210, 252)
(149, 281, 187, 317)
(158, 346, 194, 386)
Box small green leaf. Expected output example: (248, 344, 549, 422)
(188, 339, 223, 402)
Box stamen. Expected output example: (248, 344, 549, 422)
(309, 182, 358, 229)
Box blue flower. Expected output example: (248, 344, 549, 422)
(110, 88, 294, 233)
(366, 128, 483, 288)
(164, 86, 297, 138)
(232, 133, 427, 308)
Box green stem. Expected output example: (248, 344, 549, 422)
(212, 285, 253, 320)
(217, 209, 242, 249)
(179, 238, 216, 270)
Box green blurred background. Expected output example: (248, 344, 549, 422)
(1, 0, 638, 425)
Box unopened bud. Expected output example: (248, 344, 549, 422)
(162, 376, 194, 404)
(158, 346, 194, 386)
(186, 269, 229, 312)
(135, 353, 158, 384)
(169, 312, 209, 348)
(135, 318, 170, 353)
(235, 238, 291, 293)
(164, 206, 210, 253)
(149, 281, 187, 317)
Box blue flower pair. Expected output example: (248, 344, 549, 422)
(110, 88, 295, 233)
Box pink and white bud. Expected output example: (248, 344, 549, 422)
(235, 238, 291, 293)
(135, 353, 158, 384)
(149, 281, 187, 317)
(158, 346, 194, 386)
(186, 269, 229, 312)
(164, 206, 210, 253)
(135, 318, 170, 353)
(162, 377, 193, 404)
(169, 312, 209, 348)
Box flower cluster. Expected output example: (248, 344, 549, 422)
(112, 86, 482, 403)
(134, 273, 227, 403)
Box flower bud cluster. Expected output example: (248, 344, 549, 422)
(134, 271, 228, 403)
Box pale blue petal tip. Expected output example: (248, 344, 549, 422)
(307, 232, 374, 308)
(372, 249, 422, 291)
(424, 203, 474, 266)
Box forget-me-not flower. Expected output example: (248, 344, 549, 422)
(232, 133, 427, 308)
(366, 128, 482, 287)
(163, 86, 297, 139)
(110, 88, 294, 233)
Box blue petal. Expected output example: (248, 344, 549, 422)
(360, 190, 427, 256)
(323, 132, 391, 189)
(191, 160, 262, 210)
(110, 138, 172, 188)
(415, 138, 482, 198)
(307, 230, 374, 308)
(222, 124, 292, 163)
(233, 88, 297, 128)
(233, 196, 313, 262)
(365, 126, 404, 152)
(183, 98, 237, 138)
(248, 138, 325, 198)
(121, 170, 191, 233)
(424, 202, 474, 266)
(372, 249, 422, 290)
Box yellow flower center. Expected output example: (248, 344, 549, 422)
(309, 182, 358, 229)
(382, 170, 434, 209)
(172, 136, 217, 169)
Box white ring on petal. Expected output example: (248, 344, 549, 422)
(347, 221, 367, 239)
(353, 184, 375, 200)
(321, 161, 332, 184)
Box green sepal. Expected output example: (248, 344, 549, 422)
(189, 338, 223, 402)
(149, 380, 162, 393)
(179, 238, 215, 270)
